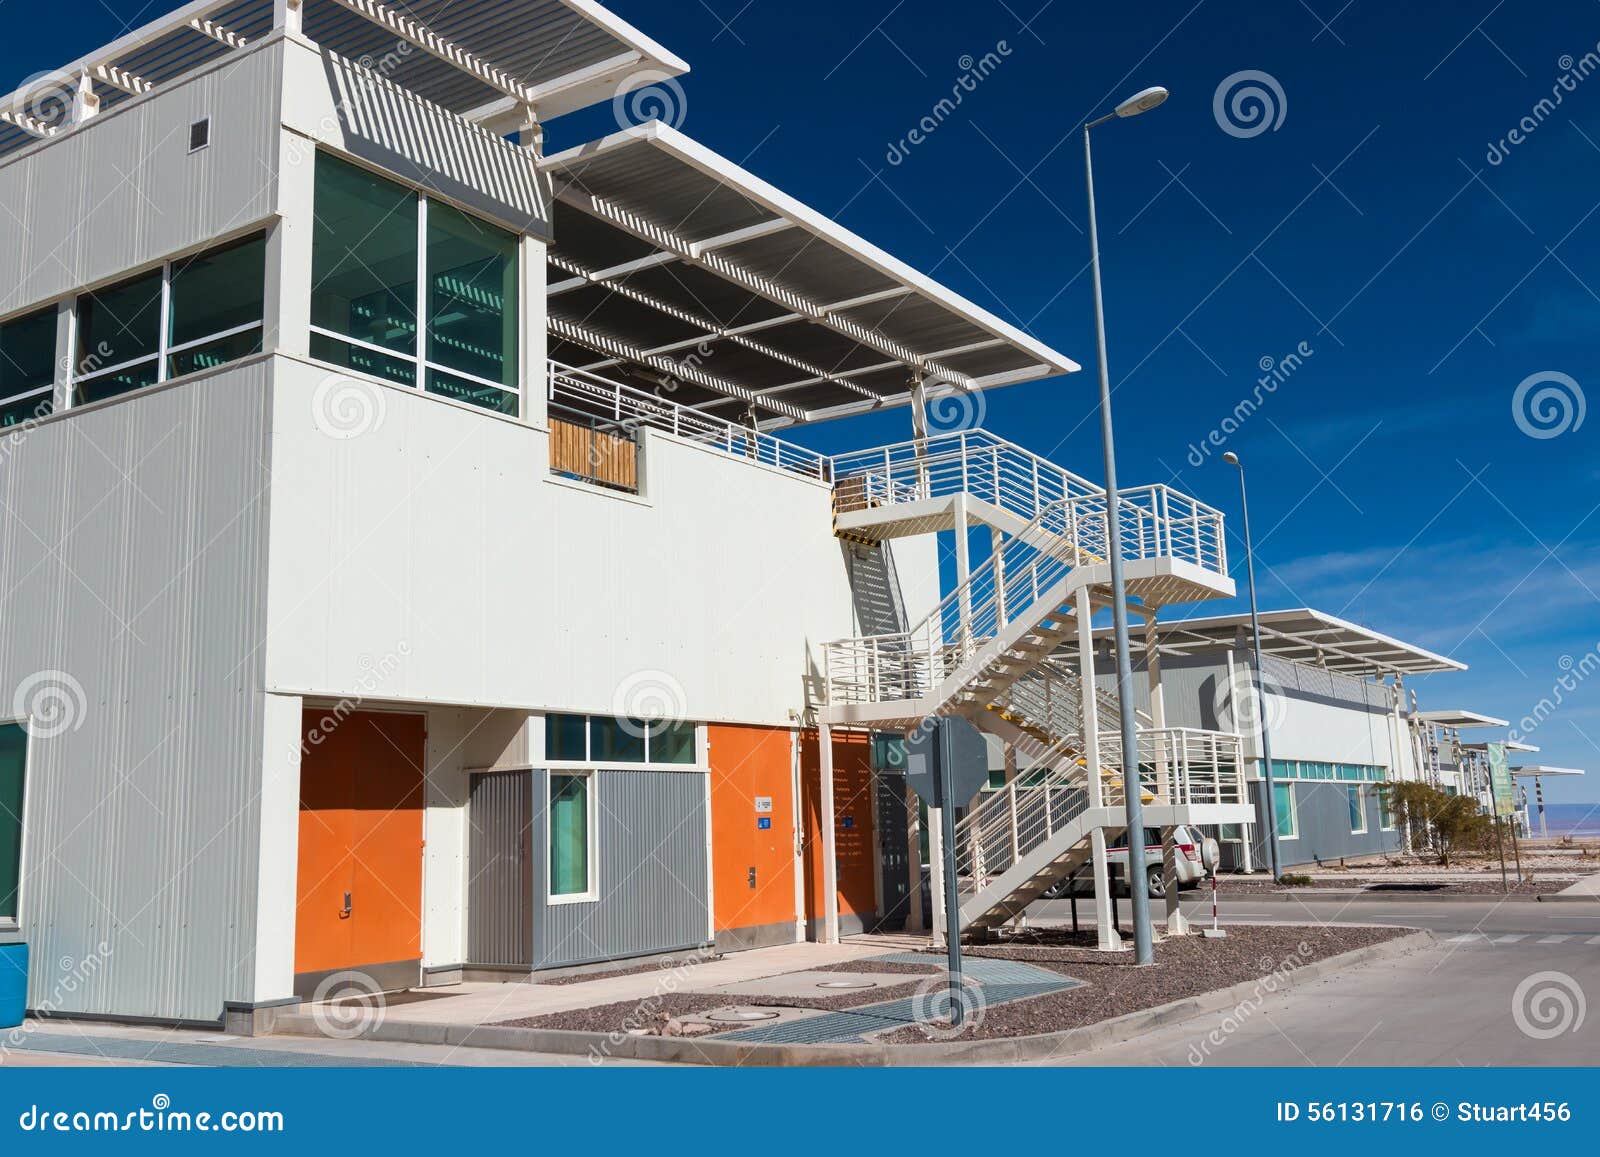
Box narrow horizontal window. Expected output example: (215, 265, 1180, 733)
(647, 720, 697, 765)
(545, 714, 587, 762)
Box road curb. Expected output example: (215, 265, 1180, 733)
(269, 930, 1436, 1067)
(1204, 890, 1562, 904)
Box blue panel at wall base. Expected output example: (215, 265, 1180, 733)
(0, 943, 27, 1028)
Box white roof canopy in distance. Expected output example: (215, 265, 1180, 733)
(1511, 766, 1585, 778)
(1463, 740, 1540, 753)
(1415, 709, 1511, 728)
(539, 121, 1080, 426)
(1128, 607, 1464, 677)
(0, 0, 686, 157)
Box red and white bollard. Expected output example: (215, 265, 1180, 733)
(1202, 873, 1227, 939)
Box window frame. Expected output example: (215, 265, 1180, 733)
(0, 306, 60, 428)
(308, 152, 523, 418)
(1347, 784, 1368, 835)
(542, 713, 704, 771)
(546, 769, 598, 905)
(71, 232, 267, 406)
(1273, 781, 1299, 841)
(0, 718, 32, 929)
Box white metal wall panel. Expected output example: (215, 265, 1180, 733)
(0, 40, 282, 319)
(262, 357, 914, 727)
(279, 37, 550, 238)
(0, 363, 275, 1022)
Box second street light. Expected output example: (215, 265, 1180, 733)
(1223, 451, 1283, 880)
(1084, 84, 1167, 966)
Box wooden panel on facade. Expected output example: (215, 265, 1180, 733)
(550, 417, 638, 491)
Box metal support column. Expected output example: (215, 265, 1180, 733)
(818, 722, 839, 944)
(1077, 586, 1119, 949)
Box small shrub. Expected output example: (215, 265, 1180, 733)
(1277, 872, 1314, 887)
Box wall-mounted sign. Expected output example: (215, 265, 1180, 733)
(754, 796, 773, 814)
(841, 816, 855, 829)
(757, 817, 772, 830)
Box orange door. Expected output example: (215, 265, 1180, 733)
(800, 730, 877, 927)
(295, 710, 425, 979)
(709, 724, 797, 940)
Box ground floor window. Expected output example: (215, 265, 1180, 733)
(549, 772, 594, 901)
(1273, 781, 1298, 840)
(1347, 785, 1368, 834)
(1378, 792, 1396, 831)
(0, 723, 27, 922)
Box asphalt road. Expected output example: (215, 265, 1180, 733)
(1026, 896, 1600, 1066)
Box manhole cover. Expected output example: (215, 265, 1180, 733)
(706, 1008, 782, 1023)
(816, 980, 877, 990)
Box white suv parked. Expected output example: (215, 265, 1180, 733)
(1044, 824, 1217, 898)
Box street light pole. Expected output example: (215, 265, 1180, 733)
(1084, 85, 1168, 966)
(1223, 452, 1282, 879)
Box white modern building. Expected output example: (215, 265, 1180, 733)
(2, 0, 1441, 1031)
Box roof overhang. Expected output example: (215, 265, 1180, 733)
(1123, 607, 1465, 677)
(538, 120, 1079, 425)
(0, 0, 687, 158)
(1416, 709, 1511, 728)
(1511, 766, 1585, 778)
(1463, 740, 1540, 753)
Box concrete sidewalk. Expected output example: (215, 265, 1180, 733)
(1543, 872, 1600, 902)
(330, 940, 901, 1031)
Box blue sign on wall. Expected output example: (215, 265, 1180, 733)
(842, 816, 855, 829)
(757, 817, 771, 830)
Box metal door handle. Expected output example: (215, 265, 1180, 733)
(339, 891, 352, 919)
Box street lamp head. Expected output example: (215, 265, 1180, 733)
(1222, 451, 1241, 467)
(1115, 86, 1169, 118)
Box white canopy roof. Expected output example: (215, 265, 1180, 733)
(1415, 709, 1510, 728)
(1511, 766, 1585, 778)
(539, 121, 1080, 424)
(0, 0, 686, 156)
(1133, 607, 1464, 677)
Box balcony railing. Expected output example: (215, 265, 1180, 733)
(548, 361, 831, 483)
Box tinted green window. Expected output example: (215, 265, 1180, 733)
(546, 714, 587, 761)
(76, 269, 163, 400)
(311, 153, 419, 356)
(309, 332, 417, 387)
(549, 773, 590, 897)
(1, 392, 52, 429)
(168, 234, 265, 375)
(426, 199, 517, 387)
(0, 308, 56, 404)
(0, 723, 26, 921)
(1274, 782, 1296, 838)
(649, 721, 697, 765)
(1347, 785, 1366, 832)
(426, 369, 517, 415)
(591, 716, 645, 763)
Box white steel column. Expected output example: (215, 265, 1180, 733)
(274, 0, 304, 34)
(818, 723, 840, 944)
(265, 130, 317, 359)
(519, 235, 548, 429)
(53, 301, 75, 413)
(954, 495, 973, 647)
(1146, 608, 1186, 933)
(928, 800, 947, 947)
(1077, 585, 1119, 950)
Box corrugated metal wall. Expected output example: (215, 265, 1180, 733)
(528, 769, 710, 970)
(0, 40, 281, 317)
(0, 364, 274, 1021)
(467, 771, 532, 967)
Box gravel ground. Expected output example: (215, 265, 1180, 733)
(875, 924, 1411, 1045)
(1215, 876, 1573, 896)
(495, 978, 929, 1035)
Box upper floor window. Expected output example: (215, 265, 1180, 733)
(0, 308, 57, 428)
(310, 152, 519, 416)
(74, 233, 265, 406)
(544, 714, 698, 767)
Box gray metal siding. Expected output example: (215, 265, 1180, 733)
(467, 771, 533, 968)
(1245, 780, 1402, 869)
(0, 41, 281, 318)
(530, 769, 710, 970)
(0, 364, 274, 1021)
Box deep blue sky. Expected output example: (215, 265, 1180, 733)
(9, 1, 1599, 800)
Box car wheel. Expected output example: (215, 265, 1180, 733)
(1145, 864, 1165, 899)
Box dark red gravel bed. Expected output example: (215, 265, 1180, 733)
(876, 924, 1412, 1045)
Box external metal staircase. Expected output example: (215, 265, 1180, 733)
(821, 431, 1252, 939)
